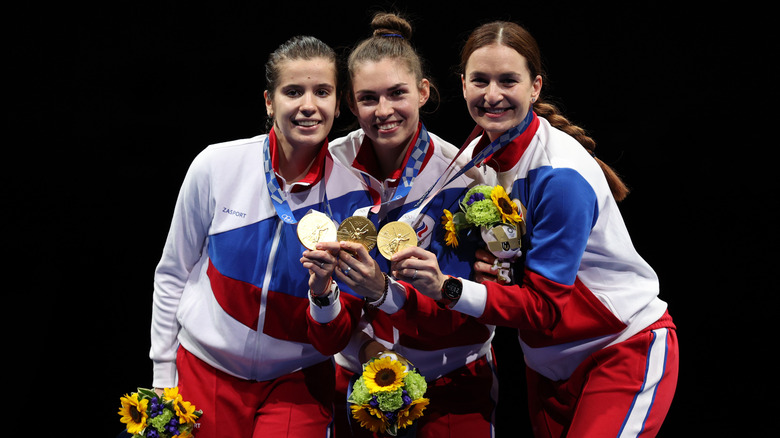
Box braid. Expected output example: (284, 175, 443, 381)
(534, 101, 630, 201)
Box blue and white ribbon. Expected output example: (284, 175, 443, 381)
(263, 135, 334, 224)
(403, 110, 535, 227)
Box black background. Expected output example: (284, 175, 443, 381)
(30, 1, 773, 436)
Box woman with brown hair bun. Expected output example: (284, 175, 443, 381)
(305, 11, 498, 438)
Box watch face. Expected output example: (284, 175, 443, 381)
(443, 278, 462, 299)
(312, 295, 330, 308)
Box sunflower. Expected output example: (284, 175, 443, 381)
(118, 392, 150, 435)
(397, 398, 430, 430)
(163, 387, 181, 401)
(363, 356, 407, 393)
(441, 209, 459, 247)
(491, 185, 523, 225)
(350, 404, 388, 433)
(164, 388, 200, 424)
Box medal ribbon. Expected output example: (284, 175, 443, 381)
(359, 124, 432, 215)
(263, 135, 333, 224)
(402, 109, 536, 228)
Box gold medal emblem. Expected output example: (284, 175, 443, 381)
(337, 216, 377, 251)
(296, 211, 337, 250)
(376, 221, 418, 259)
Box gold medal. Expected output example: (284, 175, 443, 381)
(337, 216, 377, 251)
(296, 211, 337, 250)
(377, 221, 418, 259)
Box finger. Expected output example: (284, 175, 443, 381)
(304, 248, 334, 264)
(305, 255, 337, 276)
(473, 260, 497, 274)
(334, 265, 352, 284)
(471, 261, 486, 275)
(334, 270, 348, 283)
(474, 272, 496, 283)
(339, 240, 369, 261)
(391, 245, 431, 262)
(316, 241, 342, 255)
(300, 256, 316, 270)
(474, 248, 497, 263)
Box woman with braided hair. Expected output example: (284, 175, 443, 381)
(391, 20, 678, 437)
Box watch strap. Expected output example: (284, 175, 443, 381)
(310, 281, 339, 308)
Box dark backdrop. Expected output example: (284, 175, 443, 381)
(34, 1, 771, 436)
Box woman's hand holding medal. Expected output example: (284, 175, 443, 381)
(299, 212, 426, 302)
(390, 245, 447, 301)
(298, 211, 340, 296)
(335, 240, 386, 301)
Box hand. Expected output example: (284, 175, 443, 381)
(335, 241, 385, 301)
(390, 246, 447, 300)
(300, 241, 340, 295)
(473, 248, 498, 283)
(359, 342, 414, 370)
(359, 340, 388, 363)
(473, 248, 513, 284)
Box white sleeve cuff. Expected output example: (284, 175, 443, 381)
(308, 283, 342, 323)
(450, 279, 487, 318)
(152, 360, 178, 389)
(369, 277, 406, 314)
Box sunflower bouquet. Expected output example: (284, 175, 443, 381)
(118, 387, 202, 438)
(442, 184, 525, 282)
(348, 352, 429, 436)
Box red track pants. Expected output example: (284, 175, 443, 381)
(176, 347, 334, 438)
(527, 314, 679, 438)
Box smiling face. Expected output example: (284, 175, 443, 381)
(349, 58, 430, 154)
(264, 57, 338, 151)
(462, 43, 542, 141)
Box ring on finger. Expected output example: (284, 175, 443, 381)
(343, 266, 351, 276)
(412, 269, 417, 280)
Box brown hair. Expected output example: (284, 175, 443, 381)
(460, 21, 630, 201)
(346, 12, 438, 112)
(264, 35, 339, 132)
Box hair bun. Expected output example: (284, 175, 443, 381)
(371, 12, 412, 41)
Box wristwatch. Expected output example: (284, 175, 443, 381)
(311, 281, 339, 308)
(437, 276, 462, 308)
